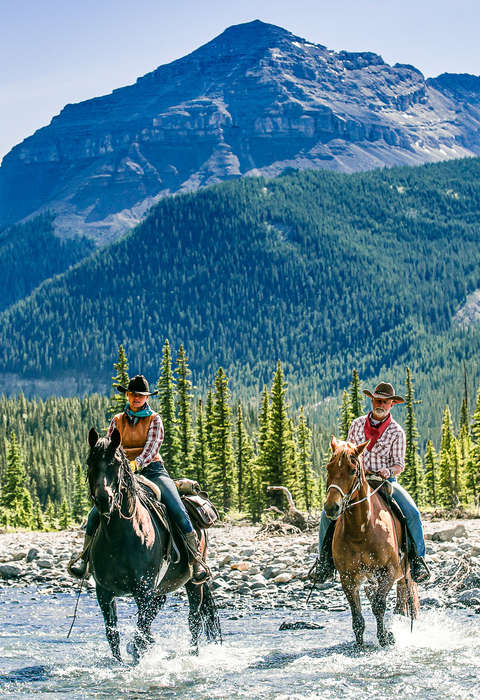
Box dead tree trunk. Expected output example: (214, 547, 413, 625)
(266, 486, 308, 530)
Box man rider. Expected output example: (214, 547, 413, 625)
(313, 381, 430, 584)
(69, 375, 207, 583)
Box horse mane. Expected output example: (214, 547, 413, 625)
(87, 435, 139, 500)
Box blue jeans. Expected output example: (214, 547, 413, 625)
(318, 478, 426, 557)
(86, 461, 194, 536)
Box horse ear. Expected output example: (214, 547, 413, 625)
(354, 440, 369, 457)
(110, 428, 121, 451)
(330, 435, 339, 452)
(88, 428, 98, 448)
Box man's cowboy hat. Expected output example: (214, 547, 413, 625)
(362, 382, 405, 404)
(116, 375, 158, 396)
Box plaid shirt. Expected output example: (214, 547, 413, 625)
(107, 413, 164, 468)
(347, 414, 405, 475)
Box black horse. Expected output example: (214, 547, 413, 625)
(86, 427, 221, 662)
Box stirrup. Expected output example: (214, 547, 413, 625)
(67, 554, 89, 580)
(307, 556, 334, 585)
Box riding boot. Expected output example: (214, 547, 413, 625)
(407, 535, 430, 583)
(308, 521, 335, 584)
(68, 534, 92, 579)
(184, 531, 210, 585)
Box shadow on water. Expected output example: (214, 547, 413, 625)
(0, 665, 51, 684)
(248, 641, 379, 670)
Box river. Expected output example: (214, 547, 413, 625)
(1, 586, 479, 699)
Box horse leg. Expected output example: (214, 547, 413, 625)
(370, 581, 395, 647)
(185, 581, 222, 654)
(341, 578, 365, 647)
(129, 590, 163, 663)
(96, 585, 121, 662)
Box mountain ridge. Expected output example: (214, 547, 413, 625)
(2, 20, 480, 243)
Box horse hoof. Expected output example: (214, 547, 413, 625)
(126, 641, 140, 663)
(379, 631, 395, 647)
(189, 644, 199, 657)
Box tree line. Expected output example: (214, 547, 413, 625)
(1, 345, 479, 530)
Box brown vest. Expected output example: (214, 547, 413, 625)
(114, 412, 161, 464)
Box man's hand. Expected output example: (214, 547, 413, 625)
(377, 467, 390, 479)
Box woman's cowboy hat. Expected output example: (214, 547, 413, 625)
(116, 375, 158, 396)
(362, 382, 405, 404)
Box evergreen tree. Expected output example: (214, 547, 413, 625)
(467, 388, 480, 504)
(72, 462, 89, 522)
(157, 339, 179, 477)
(33, 497, 45, 531)
(400, 367, 422, 502)
(1, 433, 33, 527)
(424, 440, 437, 507)
(205, 389, 215, 454)
(44, 496, 56, 530)
(209, 368, 235, 513)
(296, 406, 316, 511)
(107, 344, 129, 419)
(437, 405, 455, 507)
(59, 499, 71, 529)
(234, 404, 254, 512)
(175, 344, 194, 477)
(255, 386, 271, 512)
(339, 390, 353, 440)
(264, 361, 295, 509)
(349, 369, 364, 419)
(192, 399, 210, 488)
(460, 362, 469, 432)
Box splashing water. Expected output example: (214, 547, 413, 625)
(0, 587, 479, 699)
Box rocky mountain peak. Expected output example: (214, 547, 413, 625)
(1, 21, 480, 243)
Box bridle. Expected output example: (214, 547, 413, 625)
(87, 446, 137, 521)
(326, 451, 387, 516)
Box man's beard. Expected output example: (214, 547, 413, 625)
(372, 408, 388, 420)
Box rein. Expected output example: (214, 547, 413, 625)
(88, 449, 138, 522)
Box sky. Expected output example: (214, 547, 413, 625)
(1, 0, 480, 163)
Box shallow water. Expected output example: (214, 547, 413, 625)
(0, 587, 479, 699)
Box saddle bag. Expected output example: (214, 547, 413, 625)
(182, 493, 219, 529)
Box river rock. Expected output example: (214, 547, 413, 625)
(430, 524, 467, 542)
(0, 564, 22, 579)
(36, 559, 53, 569)
(230, 561, 250, 571)
(458, 589, 480, 606)
(26, 548, 40, 562)
(274, 572, 294, 584)
(219, 554, 232, 566)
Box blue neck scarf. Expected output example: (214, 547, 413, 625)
(124, 402, 154, 425)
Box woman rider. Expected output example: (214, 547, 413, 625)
(69, 374, 207, 583)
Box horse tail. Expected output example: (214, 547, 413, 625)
(185, 580, 222, 649)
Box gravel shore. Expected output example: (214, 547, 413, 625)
(1, 520, 480, 613)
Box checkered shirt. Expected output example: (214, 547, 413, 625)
(107, 412, 164, 468)
(347, 414, 405, 475)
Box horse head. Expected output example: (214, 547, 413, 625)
(87, 427, 125, 516)
(323, 435, 369, 520)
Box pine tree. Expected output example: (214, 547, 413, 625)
(339, 390, 353, 440)
(467, 388, 480, 504)
(157, 339, 179, 477)
(460, 362, 469, 431)
(400, 367, 422, 502)
(205, 389, 215, 454)
(72, 462, 89, 522)
(424, 440, 437, 507)
(296, 407, 316, 511)
(235, 404, 255, 512)
(175, 344, 194, 478)
(59, 499, 71, 529)
(255, 386, 271, 512)
(209, 368, 235, 514)
(244, 457, 263, 523)
(33, 497, 45, 531)
(349, 369, 364, 419)
(107, 344, 129, 419)
(45, 496, 56, 530)
(437, 405, 455, 507)
(264, 361, 295, 509)
(1, 433, 33, 527)
(192, 399, 210, 489)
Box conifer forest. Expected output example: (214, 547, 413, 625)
(1, 343, 479, 530)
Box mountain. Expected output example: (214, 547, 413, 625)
(0, 157, 479, 443)
(1, 20, 480, 243)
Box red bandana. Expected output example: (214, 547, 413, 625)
(363, 412, 391, 451)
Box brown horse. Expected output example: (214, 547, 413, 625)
(324, 436, 419, 647)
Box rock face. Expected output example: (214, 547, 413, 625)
(1, 20, 480, 243)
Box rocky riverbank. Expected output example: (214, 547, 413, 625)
(1, 520, 480, 613)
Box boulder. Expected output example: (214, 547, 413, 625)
(36, 559, 53, 569)
(26, 548, 40, 563)
(0, 564, 22, 579)
(230, 561, 250, 571)
(274, 572, 294, 584)
(458, 588, 480, 606)
(430, 524, 467, 542)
